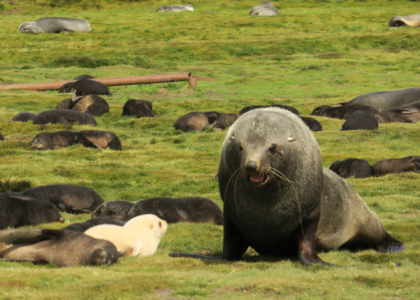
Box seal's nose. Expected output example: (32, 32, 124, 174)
(246, 160, 258, 172)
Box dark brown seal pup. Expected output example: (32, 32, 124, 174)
(329, 158, 372, 179)
(127, 197, 223, 225)
(341, 110, 378, 131)
(239, 104, 299, 116)
(337, 87, 420, 111)
(375, 105, 420, 123)
(0, 229, 119, 267)
(170, 108, 404, 265)
(300, 116, 322, 132)
(91, 201, 135, 221)
(19, 184, 105, 214)
(10, 109, 97, 126)
(389, 14, 420, 27)
(174, 112, 239, 132)
(55, 98, 72, 109)
(62, 218, 126, 232)
(122, 99, 155, 118)
(0, 133, 4, 141)
(58, 79, 112, 96)
(311, 105, 379, 119)
(0, 193, 64, 229)
(31, 130, 122, 151)
(372, 156, 420, 177)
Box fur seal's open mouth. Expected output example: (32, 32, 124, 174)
(247, 174, 271, 187)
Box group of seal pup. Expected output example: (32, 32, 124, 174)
(0, 183, 224, 266)
(330, 156, 420, 179)
(18, 3, 413, 35)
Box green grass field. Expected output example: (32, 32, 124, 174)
(1, 0, 420, 299)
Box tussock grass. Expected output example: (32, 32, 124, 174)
(1, 0, 420, 298)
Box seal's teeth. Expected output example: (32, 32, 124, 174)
(288, 137, 295, 142)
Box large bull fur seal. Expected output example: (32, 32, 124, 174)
(389, 14, 420, 27)
(170, 108, 405, 265)
(249, 1, 278, 16)
(337, 87, 420, 111)
(18, 17, 91, 34)
(0, 229, 119, 267)
(31, 130, 122, 151)
(10, 109, 97, 126)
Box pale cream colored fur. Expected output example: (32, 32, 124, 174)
(85, 214, 167, 258)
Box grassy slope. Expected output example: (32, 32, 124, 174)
(0, 0, 420, 298)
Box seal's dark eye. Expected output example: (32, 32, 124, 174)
(159, 222, 162, 228)
(268, 144, 278, 154)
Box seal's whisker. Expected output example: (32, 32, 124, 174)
(223, 168, 240, 203)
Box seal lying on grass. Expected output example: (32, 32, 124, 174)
(10, 109, 97, 126)
(62, 218, 126, 232)
(122, 99, 155, 118)
(58, 79, 112, 96)
(0, 193, 64, 229)
(171, 108, 404, 265)
(18, 17, 91, 34)
(85, 215, 168, 258)
(31, 130, 122, 151)
(249, 1, 278, 16)
(0, 229, 119, 267)
(157, 4, 194, 12)
(329, 158, 373, 179)
(91, 201, 135, 221)
(19, 184, 105, 214)
(174, 112, 239, 132)
(372, 156, 420, 176)
(389, 14, 420, 27)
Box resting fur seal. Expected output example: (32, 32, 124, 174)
(157, 4, 194, 12)
(62, 218, 126, 232)
(85, 215, 168, 257)
(249, 1, 278, 16)
(74, 75, 94, 80)
(170, 108, 404, 265)
(18, 17, 91, 34)
(0, 193, 64, 229)
(58, 79, 112, 96)
(55, 95, 109, 117)
(127, 197, 223, 225)
(239, 104, 299, 116)
(31, 130, 122, 151)
(0, 229, 119, 267)
(300, 116, 323, 132)
(329, 158, 372, 179)
(375, 104, 420, 123)
(122, 99, 155, 118)
(0, 133, 4, 141)
(389, 14, 420, 27)
(10, 109, 97, 126)
(340, 110, 378, 131)
(338, 87, 420, 111)
(174, 112, 239, 132)
(19, 184, 104, 214)
(311, 105, 379, 119)
(91, 200, 135, 220)
(372, 156, 420, 177)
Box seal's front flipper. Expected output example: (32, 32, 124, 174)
(295, 216, 333, 266)
(374, 232, 405, 253)
(221, 214, 249, 261)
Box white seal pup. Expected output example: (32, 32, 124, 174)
(157, 4, 194, 12)
(85, 214, 168, 257)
